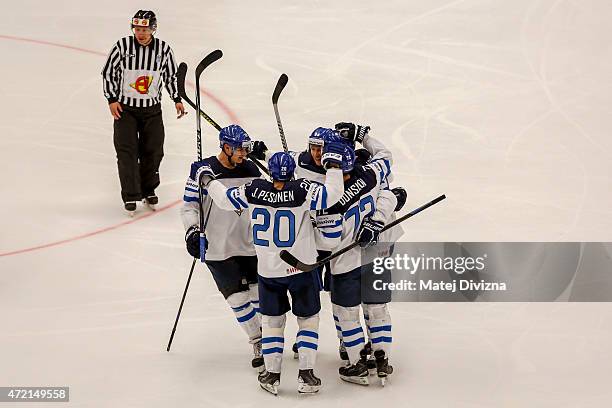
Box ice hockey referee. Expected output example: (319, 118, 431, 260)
(101, 10, 186, 216)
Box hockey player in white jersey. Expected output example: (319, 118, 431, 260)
(201, 146, 346, 395)
(180, 125, 264, 372)
(334, 123, 407, 370)
(317, 129, 397, 386)
(251, 127, 335, 358)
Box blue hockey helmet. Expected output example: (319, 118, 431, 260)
(219, 124, 251, 152)
(308, 127, 334, 148)
(268, 152, 296, 181)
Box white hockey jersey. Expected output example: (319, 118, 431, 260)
(319, 135, 396, 275)
(180, 157, 262, 261)
(206, 169, 344, 278)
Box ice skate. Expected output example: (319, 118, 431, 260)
(339, 360, 369, 385)
(124, 201, 137, 217)
(361, 342, 376, 375)
(258, 370, 280, 395)
(143, 194, 158, 210)
(374, 350, 393, 386)
(297, 369, 321, 394)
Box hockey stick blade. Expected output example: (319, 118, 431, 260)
(195, 49, 223, 78)
(279, 250, 318, 272)
(272, 73, 288, 104)
(279, 194, 447, 272)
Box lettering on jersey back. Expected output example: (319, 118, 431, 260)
(253, 188, 295, 204)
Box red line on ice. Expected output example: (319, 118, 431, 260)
(0, 34, 240, 257)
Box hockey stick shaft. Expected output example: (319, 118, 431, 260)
(272, 74, 289, 152)
(167, 54, 222, 351)
(178, 62, 270, 176)
(280, 194, 446, 271)
(166, 257, 196, 351)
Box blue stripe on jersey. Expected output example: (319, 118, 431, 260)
(322, 230, 342, 238)
(310, 187, 320, 211)
(226, 187, 242, 210)
(321, 187, 327, 208)
(185, 187, 198, 193)
(235, 194, 248, 208)
(297, 330, 319, 339)
(183, 196, 199, 202)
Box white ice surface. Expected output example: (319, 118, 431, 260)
(1, 1, 612, 407)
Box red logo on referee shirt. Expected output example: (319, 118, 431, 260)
(130, 76, 153, 94)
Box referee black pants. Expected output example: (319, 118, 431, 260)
(113, 103, 165, 203)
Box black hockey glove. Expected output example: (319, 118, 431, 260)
(250, 141, 268, 160)
(334, 122, 370, 144)
(354, 148, 372, 165)
(356, 217, 384, 248)
(391, 187, 407, 212)
(185, 225, 207, 258)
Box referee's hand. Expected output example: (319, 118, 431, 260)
(109, 102, 122, 120)
(176, 102, 187, 119)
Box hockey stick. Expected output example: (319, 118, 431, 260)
(166, 55, 220, 352)
(166, 257, 195, 351)
(272, 73, 289, 152)
(177, 60, 270, 176)
(279, 194, 447, 272)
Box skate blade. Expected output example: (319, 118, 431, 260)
(368, 367, 377, 376)
(298, 384, 321, 394)
(293, 352, 299, 360)
(340, 375, 369, 386)
(259, 382, 279, 396)
(143, 200, 157, 211)
(380, 377, 387, 387)
(126, 210, 135, 218)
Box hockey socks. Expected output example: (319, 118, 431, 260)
(295, 314, 319, 370)
(261, 314, 286, 374)
(332, 304, 366, 364)
(227, 291, 262, 343)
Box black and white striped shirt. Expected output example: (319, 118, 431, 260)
(101, 36, 180, 108)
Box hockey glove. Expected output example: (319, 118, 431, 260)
(321, 140, 345, 169)
(185, 225, 208, 258)
(356, 217, 384, 248)
(391, 187, 407, 212)
(335, 122, 370, 144)
(354, 148, 372, 165)
(250, 141, 268, 160)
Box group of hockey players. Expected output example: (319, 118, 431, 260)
(180, 121, 407, 395)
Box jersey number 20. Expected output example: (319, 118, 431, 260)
(252, 208, 296, 247)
